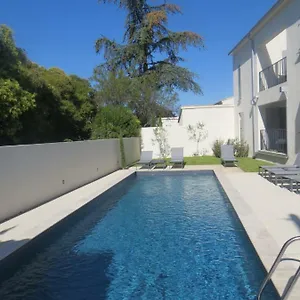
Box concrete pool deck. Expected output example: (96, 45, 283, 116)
(1, 166, 300, 298)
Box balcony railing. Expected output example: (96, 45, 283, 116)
(259, 57, 287, 92)
(260, 129, 287, 154)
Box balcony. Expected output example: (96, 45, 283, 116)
(260, 128, 287, 154)
(259, 57, 287, 92)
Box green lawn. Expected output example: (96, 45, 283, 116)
(236, 157, 273, 172)
(184, 156, 221, 165)
(182, 156, 274, 172)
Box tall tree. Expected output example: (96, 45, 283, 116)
(96, 0, 203, 94)
(0, 24, 97, 145)
(92, 69, 177, 126)
(0, 79, 35, 144)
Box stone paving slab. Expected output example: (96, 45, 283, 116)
(217, 170, 300, 300)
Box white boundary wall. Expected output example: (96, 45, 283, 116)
(142, 104, 235, 158)
(0, 138, 140, 223)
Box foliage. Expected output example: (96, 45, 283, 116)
(96, 0, 203, 125)
(0, 25, 96, 145)
(92, 69, 177, 126)
(119, 135, 127, 169)
(152, 118, 170, 158)
(0, 79, 36, 143)
(226, 138, 249, 157)
(92, 106, 141, 139)
(212, 138, 249, 158)
(187, 122, 208, 156)
(212, 139, 224, 158)
(0, 25, 24, 78)
(92, 70, 135, 107)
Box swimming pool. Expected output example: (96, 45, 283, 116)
(0, 171, 278, 299)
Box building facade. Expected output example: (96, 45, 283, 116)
(230, 0, 300, 163)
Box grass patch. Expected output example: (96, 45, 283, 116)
(182, 156, 274, 172)
(237, 157, 274, 172)
(184, 156, 221, 165)
(136, 155, 274, 172)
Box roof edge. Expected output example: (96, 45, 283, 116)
(229, 0, 289, 56)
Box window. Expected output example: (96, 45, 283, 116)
(238, 65, 242, 101)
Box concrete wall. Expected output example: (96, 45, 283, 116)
(232, 0, 300, 161)
(142, 105, 235, 158)
(0, 138, 140, 223)
(123, 137, 140, 166)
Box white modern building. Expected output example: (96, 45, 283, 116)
(141, 97, 235, 158)
(230, 0, 300, 163)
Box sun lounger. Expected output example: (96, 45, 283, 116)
(259, 153, 300, 176)
(151, 159, 167, 169)
(137, 151, 153, 169)
(280, 175, 300, 192)
(170, 147, 184, 168)
(221, 145, 237, 167)
(266, 168, 300, 185)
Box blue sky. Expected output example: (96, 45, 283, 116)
(0, 0, 276, 105)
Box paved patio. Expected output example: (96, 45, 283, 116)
(216, 169, 300, 300)
(1, 166, 300, 298)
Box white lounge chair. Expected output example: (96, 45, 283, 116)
(170, 147, 184, 168)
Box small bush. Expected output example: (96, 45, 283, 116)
(212, 138, 249, 158)
(234, 140, 249, 157)
(212, 139, 224, 158)
(227, 138, 249, 157)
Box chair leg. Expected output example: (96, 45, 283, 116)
(290, 179, 293, 192)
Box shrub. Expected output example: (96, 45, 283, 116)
(91, 106, 141, 139)
(212, 139, 224, 158)
(226, 138, 249, 157)
(212, 138, 249, 158)
(234, 140, 249, 157)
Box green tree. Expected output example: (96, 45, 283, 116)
(93, 70, 135, 107)
(0, 25, 22, 78)
(18, 63, 96, 143)
(92, 106, 141, 139)
(93, 69, 177, 126)
(0, 24, 97, 145)
(96, 0, 203, 93)
(0, 79, 35, 144)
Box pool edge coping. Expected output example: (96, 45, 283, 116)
(214, 169, 300, 299)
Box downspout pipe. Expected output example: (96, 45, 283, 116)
(249, 35, 256, 157)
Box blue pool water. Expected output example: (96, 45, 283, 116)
(0, 172, 278, 299)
